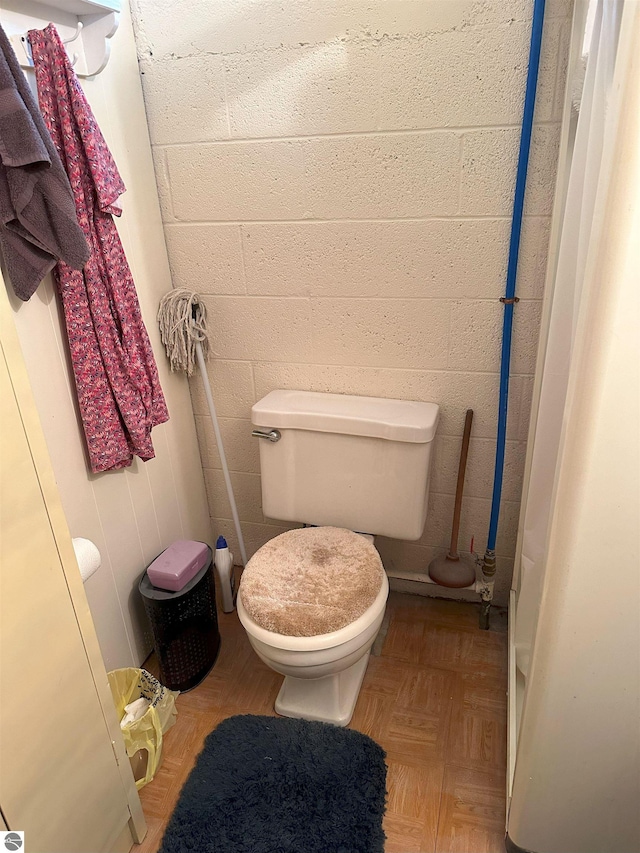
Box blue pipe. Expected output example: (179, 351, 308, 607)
(486, 0, 546, 556)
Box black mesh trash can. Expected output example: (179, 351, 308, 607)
(139, 551, 220, 692)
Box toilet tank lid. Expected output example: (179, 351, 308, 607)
(252, 390, 439, 443)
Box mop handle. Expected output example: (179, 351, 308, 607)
(194, 340, 248, 567)
(448, 409, 474, 560)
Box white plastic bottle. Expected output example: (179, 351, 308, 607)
(214, 535, 235, 612)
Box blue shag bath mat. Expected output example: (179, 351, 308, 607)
(159, 714, 387, 853)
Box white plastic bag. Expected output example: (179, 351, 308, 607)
(108, 668, 178, 789)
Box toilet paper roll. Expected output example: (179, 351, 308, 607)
(72, 537, 101, 583)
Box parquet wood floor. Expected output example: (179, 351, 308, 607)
(132, 592, 508, 853)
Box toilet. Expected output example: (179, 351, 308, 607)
(237, 390, 439, 726)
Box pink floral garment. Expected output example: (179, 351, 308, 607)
(28, 24, 168, 472)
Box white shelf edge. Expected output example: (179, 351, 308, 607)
(80, 0, 121, 11)
(30, 0, 121, 13)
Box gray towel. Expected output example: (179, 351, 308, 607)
(0, 25, 88, 301)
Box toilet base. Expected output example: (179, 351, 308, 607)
(274, 651, 370, 727)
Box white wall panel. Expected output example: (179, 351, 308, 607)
(1, 0, 211, 668)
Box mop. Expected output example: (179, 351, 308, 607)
(157, 289, 248, 578)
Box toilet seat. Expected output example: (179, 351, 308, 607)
(238, 570, 388, 653)
(238, 526, 384, 638)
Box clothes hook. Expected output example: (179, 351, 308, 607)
(19, 34, 33, 64)
(63, 22, 83, 45)
(11, 13, 119, 79)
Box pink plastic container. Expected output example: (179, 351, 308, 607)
(147, 540, 210, 592)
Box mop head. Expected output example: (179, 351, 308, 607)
(158, 289, 209, 376)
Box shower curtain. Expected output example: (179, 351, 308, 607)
(514, 0, 623, 675)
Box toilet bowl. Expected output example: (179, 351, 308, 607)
(238, 563, 388, 727)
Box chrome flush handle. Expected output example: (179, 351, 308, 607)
(251, 429, 281, 442)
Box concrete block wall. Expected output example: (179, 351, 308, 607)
(130, 0, 573, 604)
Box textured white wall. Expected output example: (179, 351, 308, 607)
(130, 0, 573, 604)
(1, 0, 211, 669)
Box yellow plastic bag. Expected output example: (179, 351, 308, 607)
(108, 668, 179, 790)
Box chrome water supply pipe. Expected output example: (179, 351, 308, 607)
(481, 0, 547, 621)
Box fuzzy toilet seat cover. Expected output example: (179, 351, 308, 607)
(239, 526, 384, 637)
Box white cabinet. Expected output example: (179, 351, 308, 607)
(0, 281, 145, 853)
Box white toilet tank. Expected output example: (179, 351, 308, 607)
(251, 390, 439, 541)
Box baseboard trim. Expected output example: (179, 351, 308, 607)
(387, 573, 479, 602)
